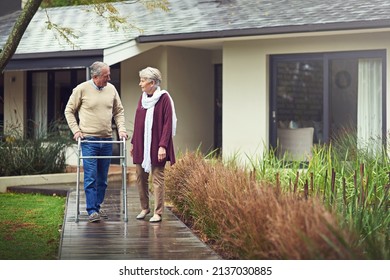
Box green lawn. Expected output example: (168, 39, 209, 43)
(0, 193, 66, 260)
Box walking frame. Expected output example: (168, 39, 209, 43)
(75, 137, 128, 223)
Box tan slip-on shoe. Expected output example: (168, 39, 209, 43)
(136, 209, 151, 220)
(149, 214, 162, 223)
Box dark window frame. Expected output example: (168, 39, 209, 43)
(269, 49, 387, 149)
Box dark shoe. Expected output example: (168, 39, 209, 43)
(149, 214, 162, 223)
(99, 209, 108, 219)
(88, 212, 101, 223)
(136, 209, 150, 220)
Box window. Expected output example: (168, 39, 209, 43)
(270, 50, 386, 157)
(27, 69, 86, 138)
(27, 64, 121, 139)
(214, 64, 222, 155)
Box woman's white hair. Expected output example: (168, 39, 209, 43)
(139, 67, 162, 86)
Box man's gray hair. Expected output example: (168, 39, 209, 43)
(90, 61, 109, 78)
(139, 67, 162, 86)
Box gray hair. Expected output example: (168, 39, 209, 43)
(139, 67, 162, 86)
(90, 61, 109, 78)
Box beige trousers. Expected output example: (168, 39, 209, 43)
(135, 164, 165, 215)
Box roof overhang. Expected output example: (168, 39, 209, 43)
(103, 39, 157, 66)
(137, 19, 390, 43)
(5, 49, 104, 71)
(5, 40, 159, 71)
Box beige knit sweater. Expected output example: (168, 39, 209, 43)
(64, 81, 126, 138)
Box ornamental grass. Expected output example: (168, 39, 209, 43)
(165, 151, 362, 259)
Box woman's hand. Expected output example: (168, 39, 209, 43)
(158, 147, 166, 162)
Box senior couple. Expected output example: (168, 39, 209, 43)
(65, 62, 176, 223)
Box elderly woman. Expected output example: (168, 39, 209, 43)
(130, 66, 177, 223)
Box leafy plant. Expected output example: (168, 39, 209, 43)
(0, 121, 72, 176)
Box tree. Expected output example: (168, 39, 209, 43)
(0, 0, 42, 73)
(0, 0, 169, 73)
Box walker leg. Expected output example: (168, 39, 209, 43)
(122, 163, 127, 222)
(122, 138, 128, 222)
(75, 138, 81, 223)
(75, 167, 80, 223)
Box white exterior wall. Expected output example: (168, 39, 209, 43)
(222, 31, 390, 164)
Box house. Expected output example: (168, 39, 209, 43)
(1, 0, 389, 166)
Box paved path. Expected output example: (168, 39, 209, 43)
(59, 181, 220, 260)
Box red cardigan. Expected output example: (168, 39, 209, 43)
(131, 93, 176, 166)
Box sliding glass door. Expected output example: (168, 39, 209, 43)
(270, 50, 386, 158)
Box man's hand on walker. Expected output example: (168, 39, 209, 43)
(119, 131, 128, 140)
(73, 131, 83, 141)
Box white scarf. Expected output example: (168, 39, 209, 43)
(141, 87, 177, 173)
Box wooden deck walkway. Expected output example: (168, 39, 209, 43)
(59, 181, 221, 260)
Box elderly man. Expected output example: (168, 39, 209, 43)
(65, 61, 128, 222)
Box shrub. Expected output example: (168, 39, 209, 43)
(0, 122, 71, 176)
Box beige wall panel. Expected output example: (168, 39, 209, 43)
(166, 46, 214, 155)
(223, 42, 267, 164)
